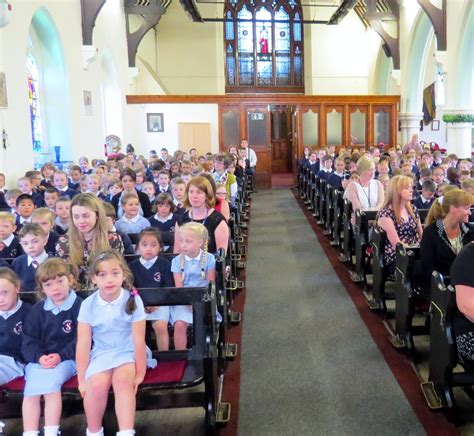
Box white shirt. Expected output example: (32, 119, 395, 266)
(140, 256, 158, 269)
(122, 214, 141, 224)
(27, 250, 49, 267)
(244, 147, 258, 168)
(0, 299, 23, 319)
(2, 233, 15, 247)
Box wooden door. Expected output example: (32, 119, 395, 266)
(178, 123, 211, 155)
(271, 107, 292, 173)
(246, 105, 271, 189)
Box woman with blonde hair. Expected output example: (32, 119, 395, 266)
(345, 155, 385, 212)
(56, 193, 124, 289)
(419, 188, 474, 294)
(377, 175, 423, 273)
(174, 176, 229, 254)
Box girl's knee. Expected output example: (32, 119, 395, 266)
(153, 321, 168, 335)
(174, 321, 188, 333)
(112, 366, 135, 391)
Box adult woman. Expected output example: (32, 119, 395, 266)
(56, 193, 124, 289)
(377, 175, 423, 274)
(111, 168, 152, 218)
(344, 155, 385, 213)
(450, 242, 474, 365)
(402, 133, 423, 154)
(419, 189, 474, 294)
(175, 176, 229, 254)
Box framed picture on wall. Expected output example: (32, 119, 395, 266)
(0, 73, 8, 108)
(431, 120, 440, 131)
(147, 113, 164, 132)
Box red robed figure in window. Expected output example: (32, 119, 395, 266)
(259, 26, 269, 53)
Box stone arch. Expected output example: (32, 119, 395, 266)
(28, 7, 73, 163)
(101, 48, 123, 139)
(373, 44, 393, 95)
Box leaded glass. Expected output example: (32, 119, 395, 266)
(256, 8, 272, 54)
(226, 45, 236, 85)
(275, 7, 290, 52)
(289, 0, 296, 9)
(276, 55, 290, 85)
(26, 53, 42, 152)
(237, 6, 253, 53)
(294, 46, 302, 85)
(294, 13, 302, 41)
(225, 11, 234, 40)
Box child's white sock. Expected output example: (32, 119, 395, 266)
(22, 432, 40, 436)
(86, 428, 104, 436)
(116, 430, 135, 436)
(44, 425, 60, 436)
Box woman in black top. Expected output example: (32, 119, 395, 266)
(111, 168, 152, 218)
(419, 189, 474, 294)
(451, 242, 474, 363)
(175, 176, 229, 254)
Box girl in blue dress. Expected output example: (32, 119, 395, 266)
(0, 268, 31, 386)
(21, 258, 82, 436)
(171, 222, 216, 350)
(76, 250, 156, 436)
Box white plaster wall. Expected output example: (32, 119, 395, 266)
(125, 103, 219, 156)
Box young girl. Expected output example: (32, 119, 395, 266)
(171, 222, 216, 350)
(76, 250, 156, 436)
(21, 258, 82, 436)
(149, 193, 179, 233)
(0, 268, 31, 385)
(128, 228, 174, 350)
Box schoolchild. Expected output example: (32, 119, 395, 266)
(5, 189, 21, 218)
(52, 171, 77, 199)
(156, 170, 171, 194)
(21, 258, 82, 436)
(170, 178, 186, 215)
(44, 188, 60, 213)
(0, 211, 22, 259)
(102, 202, 134, 256)
(17, 177, 43, 208)
(413, 180, 436, 210)
(31, 208, 60, 257)
(171, 222, 216, 350)
(54, 197, 71, 235)
(106, 179, 122, 203)
(15, 194, 36, 233)
(141, 181, 156, 204)
(68, 165, 83, 191)
(327, 158, 346, 191)
(0, 268, 31, 385)
(148, 193, 179, 233)
(0, 173, 8, 210)
(115, 193, 151, 234)
(128, 228, 174, 350)
(12, 223, 49, 293)
(86, 174, 106, 200)
(76, 250, 157, 436)
(40, 163, 56, 190)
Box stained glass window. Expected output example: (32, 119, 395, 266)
(225, 0, 303, 92)
(26, 53, 42, 152)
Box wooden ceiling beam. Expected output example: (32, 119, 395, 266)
(417, 0, 446, 51)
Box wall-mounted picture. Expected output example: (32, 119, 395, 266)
(147, 113, 164, 132)
(0, 73, 8, 108)
(83, 90, 92, 116)
(431, 119, 440, 131)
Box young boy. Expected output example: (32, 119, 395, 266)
(31, 208, 60, 257)
(432, 167, 446, 190)
(0, 211, 22, 259)
(54, 197, 71, 235)
(142, 181, 156, 204)
(86, 174, 106, 200)
(5, 189, 21, 218)
(106, 179, 122, 203)
(0, 172, 8, 210)
(12, 223, 49, 292)
(53, 171, 77, 198)
(68, 165, 82, 191)
(114, 192, 150, 234)
(156, 170, 171, 194)
(44, 187, 60, 212)
(171, 178, 186, 212)
(17, 177, 43, 208)
(317, 155, 333, 180)
(15, 194, 36, 233)
(413, 180, 436, 209)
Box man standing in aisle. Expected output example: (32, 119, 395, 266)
(240, 139, 257, 192)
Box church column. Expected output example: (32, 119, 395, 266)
(443, 110, 473, 158)
(398, 112, 423, 147)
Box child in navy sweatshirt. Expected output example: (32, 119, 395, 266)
(21, 258, 82, 436)
(0, 211, 22, 260)
(128, 228, 174, 351)
(0, 268, 31, 385)
(12, 223, 49, 293)
(31, 208, 60, 257)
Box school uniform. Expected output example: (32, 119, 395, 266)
(30, 191, 44, 208)
(12, 251, 49, 293)
(129, 256, 174, 322)
(0, 190, 9, 210)
(170, 250, 217, 325)
(45, 230, 60, 257)
(413, 195, 435, 210)
(327, 172, 345, 191)
(68, 181, 80, 191)
(115, 228, 135, 255)
(111, 190, 152, 218)
(21, 291, 81, 395)
(54, 217, 69, 236)
(173, 199, 186, 218)
(115, 214, 150, 234)
(14, 215, 31, 234)
(305, 160, 319, 174)
(317, 168, 332, 181)
(148, 213, 179, 233)
(77, 288, 157, 380)
(56, 186, 77, 199)
(0, 300, 31, 384)
(0, 233, 22, 259)
(156, 184, 171, 194)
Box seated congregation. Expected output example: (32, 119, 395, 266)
(298, 135, 474, 419)
(0, 145, 252, 436)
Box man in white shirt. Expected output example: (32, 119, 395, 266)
(240, 139, 257, 191)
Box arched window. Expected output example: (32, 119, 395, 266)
(225, 0, 304, 93)
(26, 53, 43, 152)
